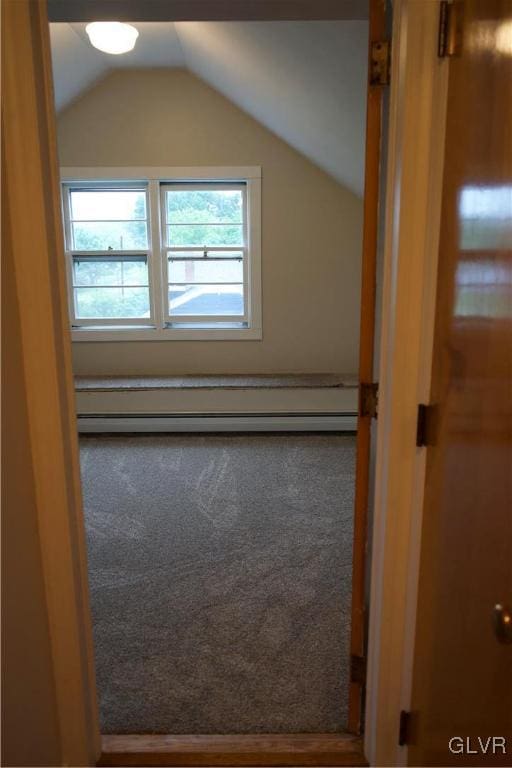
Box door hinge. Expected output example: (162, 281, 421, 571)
(370, 40, 391, 86)
(416, 403, 437, 447)
(398, 710, 411, 746)
(350, 654, 366, 686)
(360, 382, 379, 419)
(438, 1, 463, 58)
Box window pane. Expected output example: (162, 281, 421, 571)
(167, 223, 243, 247)
(169, 258, 243, 284)
(74, 287, 150, 319)
(169, 285, 244, 316)
(70, 190, 147, 221)
(166, 189, 243, 224)
(72, 221, 148, 251)
(73, 258, 148, 287)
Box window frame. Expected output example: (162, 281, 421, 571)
(162, 181, 248, 326)
(60, 167, 262, 341)
(62, 181, 154, 328)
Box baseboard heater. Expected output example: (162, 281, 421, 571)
(77, 411, 358, 433)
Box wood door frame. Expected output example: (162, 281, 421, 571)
(2, 1, 101, 765)
(98, 734, 367, 767)
(348, 0, 387, 735)
(3, 0, 452, 765)
(364, 1, 450, 765)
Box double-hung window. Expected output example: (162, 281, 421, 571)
(61, 168, 262, 340)
(163, 184, 247, 326)
(63, 184, 152, 325)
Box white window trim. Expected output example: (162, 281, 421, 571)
(60, 167, 262, 342)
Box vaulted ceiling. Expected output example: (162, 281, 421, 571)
(50, 20, 368, 195)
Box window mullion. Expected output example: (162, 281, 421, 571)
(148, 180, 165, 329)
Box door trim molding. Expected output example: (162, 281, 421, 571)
(348, 0, 387, 734)
(364, 1, 449, 765)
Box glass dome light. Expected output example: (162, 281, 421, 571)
(85, 22, 139, 55)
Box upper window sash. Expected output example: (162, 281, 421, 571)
(161, 182, 247, 251)
(62, 183, 150, 254)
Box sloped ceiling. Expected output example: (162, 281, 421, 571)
(50, 21, 368, 195)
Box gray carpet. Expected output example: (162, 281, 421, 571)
(80, 434, 355, 734)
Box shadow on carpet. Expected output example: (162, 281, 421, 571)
(79, 433, 355, 734)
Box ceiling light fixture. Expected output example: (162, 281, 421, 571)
(85, 22, 139, 55)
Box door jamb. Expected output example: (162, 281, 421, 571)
(348, 0, 387, 734)
(363, 1, 449, 765)
(3, 1, 101, 764)
(4, 0, 450, 765)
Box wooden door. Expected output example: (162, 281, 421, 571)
(349, 0, 389, 734)
(409, 1, 512, 764)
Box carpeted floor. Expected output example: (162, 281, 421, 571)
(79, 433, 355, 734)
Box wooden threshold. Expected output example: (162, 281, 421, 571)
(98, 733, 367, 767)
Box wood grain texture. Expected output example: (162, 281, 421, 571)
(409, 0, 512, 764)
(99, 734, 367, 766)
(2, 1, 100, 762)
(348, 0, 387, 735)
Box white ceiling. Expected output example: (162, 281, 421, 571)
(50, 21, 368, 195)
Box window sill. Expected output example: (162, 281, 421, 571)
(70, 325, 263, 342)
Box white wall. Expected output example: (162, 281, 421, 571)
(57, 69, 363, 377)
(176, 21, 369, 195)
(50, 21, 369, 194)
